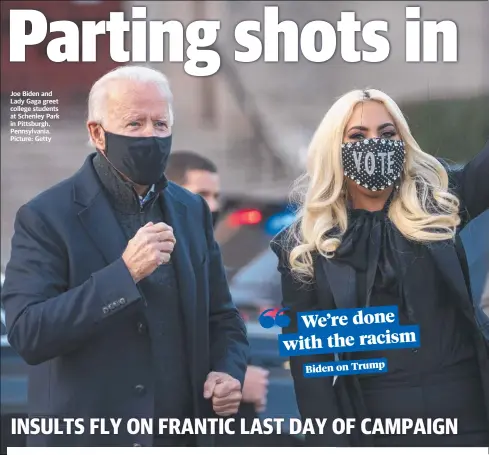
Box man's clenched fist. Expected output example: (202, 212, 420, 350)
(122, 222, 176, 283)
(203, 372, 242, 416)
(242, 366, 269, 413)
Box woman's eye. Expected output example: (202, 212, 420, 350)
(349, 133, 364, 140)
(382, 130, 396, 138)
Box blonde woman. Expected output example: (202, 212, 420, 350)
(271, 89, 489, 447)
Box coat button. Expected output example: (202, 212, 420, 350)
(137, 322, 146, 334)
(134, 384, 146, 395)
(412, 348, 418, 353)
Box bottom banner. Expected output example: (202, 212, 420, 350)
(6, 448, 489, 454)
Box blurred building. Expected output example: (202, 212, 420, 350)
(133, 0, 489, 199)
(1, 1, 123, 102)
(1, 0, 488, 265)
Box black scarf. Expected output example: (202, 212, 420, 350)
(333, 191, 417, 322)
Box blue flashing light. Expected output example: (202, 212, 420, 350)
(265, 211, 297, 236)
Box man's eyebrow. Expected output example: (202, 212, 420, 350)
(121, 112, 144, 121)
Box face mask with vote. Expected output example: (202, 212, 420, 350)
(341, 138, 406, 191)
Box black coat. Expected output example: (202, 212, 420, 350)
(271, 140, 489, 447)
(1, 154, 249, 447)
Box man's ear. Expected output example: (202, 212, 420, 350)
(87, 122, 106, 153)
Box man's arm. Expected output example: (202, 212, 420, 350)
(201, 197, 249, 387)
(482, 274, 489, 320)
(478, 272, 489, 340)
(447, 138, 489, 223)
(2, 203, 143, 365)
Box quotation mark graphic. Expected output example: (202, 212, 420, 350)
(258, 308, 291, 329)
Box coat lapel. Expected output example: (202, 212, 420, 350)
(74, 154, 129, 265)
(160, 186, 197, 353)
(317, 256, 358, 363)
(318, 256, 358, 310)
(78, 195, 128, 265)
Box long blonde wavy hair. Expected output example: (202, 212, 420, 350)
(286, 89, 461, 283)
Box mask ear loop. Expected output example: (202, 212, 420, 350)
(95, 125, 114, 166)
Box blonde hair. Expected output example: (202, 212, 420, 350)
(286, 89, 461, 283)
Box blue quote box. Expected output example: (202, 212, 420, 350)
(296, 305, 401, 333)
(303, 358, 388, 378)
(278, 306, 420, 358)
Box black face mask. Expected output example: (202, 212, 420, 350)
(341, 138, 405, 191)
(102, 130, 172, 186)
(211, 211, 220, 228)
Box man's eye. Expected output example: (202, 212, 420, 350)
(155, 121, 167, 128)
(128, 122, 140, 127)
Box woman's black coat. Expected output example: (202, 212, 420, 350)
(270, 139, 489, 447)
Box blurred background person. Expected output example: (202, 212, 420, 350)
(165, 151, 222, 227)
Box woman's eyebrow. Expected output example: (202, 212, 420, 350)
(347, 125, 369, 132)
(377, 122, 396, 130)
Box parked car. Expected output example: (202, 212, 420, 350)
(218, 199, 295, 278)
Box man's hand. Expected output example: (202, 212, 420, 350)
(203, 371, 242, 416)
(122, 222, 176, 283)
(242, 366, 269, 413)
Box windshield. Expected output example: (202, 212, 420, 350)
(230, 249, 282, 306)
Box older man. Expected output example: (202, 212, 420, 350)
(1, 66, 249, 448)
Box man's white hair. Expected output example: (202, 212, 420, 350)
(87, 65, 174, 145)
